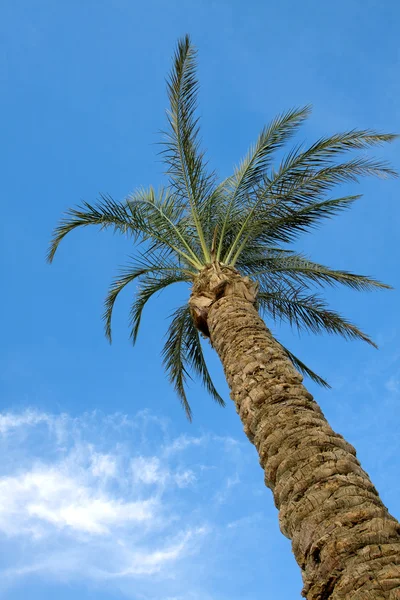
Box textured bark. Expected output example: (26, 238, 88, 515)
(191, 265, 400, 600)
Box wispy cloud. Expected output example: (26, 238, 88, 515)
(0, 408, 256, 599)
(214, 473, 241, 505)
(0, 466, 155, 537)
(385, 375, 400, 394)
(0, 409, 52, 434)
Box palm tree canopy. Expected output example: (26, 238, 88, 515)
(48, 35, 396, 420)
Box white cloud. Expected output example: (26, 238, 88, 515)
(174, 469, 196, 487)
(0, 409, 51, 434)
(90, 452, 117, 478)
(214, 473, 241, 505)
(0, 408, 251, 598)
(162, 433, 207, 456)
(131, 456, 166, 485)
(106, 527, 208, 578)
(385, 375, 400, 394)
(130, 456, 196, 489)
(0, 462, 156, 538)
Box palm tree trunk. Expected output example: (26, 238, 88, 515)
(205, 284, 400, 599)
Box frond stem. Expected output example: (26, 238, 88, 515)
(173, 51, 210, 263)
(136, 196, 204, 269)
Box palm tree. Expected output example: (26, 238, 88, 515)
(48, 36, 400, 599)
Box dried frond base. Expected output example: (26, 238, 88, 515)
(189, 263, 258, 337)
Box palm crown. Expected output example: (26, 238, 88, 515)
(48, 35, 396, 420)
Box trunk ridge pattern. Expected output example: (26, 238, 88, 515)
(191, 265, 400, 600)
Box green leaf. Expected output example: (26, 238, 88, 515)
(258, 289, 377, 347)
(47, 195, 137, 263)
(103, 251, 191, 342)
(127, 187, 204, 268)
(162, 305, 225, 421)
(162, 306, 194, 421)
(246, 251, 391, 291)
(277, 341, 330, 388)
(223, 132, 398, 265)
(161, 35, 215, 261)
(232, 195, 360, 255)
(184, 308, 225, 407)
(216, 106, 311, 260)
(129, 272, 190, 344)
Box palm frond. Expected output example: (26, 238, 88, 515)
(47, 195, 136, 263)
(162, 305, 225, 421)
(104, 251, 192, 342)
(47, 188, 202, 268)
(129, 271, 190, 344)
(245, 252, 391, 292)
(289, 129, 397, 161)
(229, 195, 360, 264)
(216, 106, 311, 260)
(198, 180, 229, 244)
(232, 107, 312, 198)
(162, 306, 193, 420)
(161, 35, 214, 261)
(258, 289, 377, 347)
(277, 341, 330, 388)
(268, 132, 398, 192)
(265, 157, 397, 207)
(127, 187, 204, 268)
(259, 195, 361, 245)
(224, 139, 397, 264)
(183, 307, 225, 407)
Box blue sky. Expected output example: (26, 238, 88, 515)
(1, 1, 400, 598)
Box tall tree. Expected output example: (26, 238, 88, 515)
(49, 36, 400, 599)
